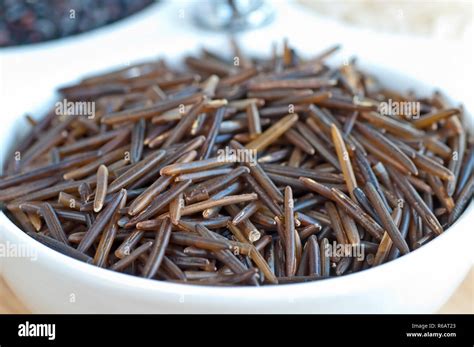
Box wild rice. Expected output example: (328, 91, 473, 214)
(2, 40, 471, 287)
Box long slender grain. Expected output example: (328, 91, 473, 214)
(41, 203, 70, 245)
(107, 150, 165, 193)
(93, 165, 109, 213)
(142, 217, 172, 278)
(356, 123, 418, 175)
(331, 187, 384, 240)
(245, 114, 298, 152)
(412, 108, 459, 128)
(364, 182, 409, 254)
(129, 180, 192, 225)
(283, 186, 296, 276)
(110, 241, 153, 272)
(181, 194, 257, 216)
(27, 232, 93, 263)
(388, 169, 444, 235)
(77, 189, 126, 252)
(331, 124, 358, 201)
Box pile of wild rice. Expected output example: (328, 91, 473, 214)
(1, 41, 472, 285)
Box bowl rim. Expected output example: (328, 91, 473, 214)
(1, 60, 473, 299)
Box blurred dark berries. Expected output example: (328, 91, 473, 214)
(0, 0, 154, 47)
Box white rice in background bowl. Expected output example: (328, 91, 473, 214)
(298, 0, 473, 41)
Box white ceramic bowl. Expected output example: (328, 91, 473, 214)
(0, 60, 473, 313)
(1, 1, 473, 314)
